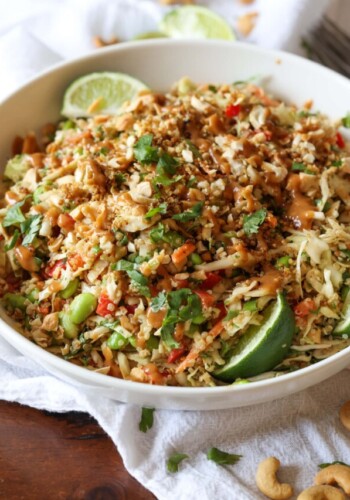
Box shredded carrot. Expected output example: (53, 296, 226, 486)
(176, 320, 224, 373)
(171, 242, 196, 266)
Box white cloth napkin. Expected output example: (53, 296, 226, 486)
(2, 1, 347, 499)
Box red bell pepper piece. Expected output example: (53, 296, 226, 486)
(225, 104, 241, 118)
(96, 292, 116, 317)
(167, 346, 186, 364)
(200, 272, 222, 290)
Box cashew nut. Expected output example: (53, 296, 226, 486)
(256, 457, 293, 500)
(339, 400, 350, 431)
(314, 464, 350, 495)
(297, 485, 345, 500)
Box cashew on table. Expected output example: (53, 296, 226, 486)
(314, 464, 350, 495)
(256, 457, 293, 500)
(297, 485, 345, 500)
(339, 400, 350, 431)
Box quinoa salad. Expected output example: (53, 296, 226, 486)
(1, 78, 350, 387)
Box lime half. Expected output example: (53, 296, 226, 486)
(61, 72, 148, 118)
(214, 294, 295, 382)
(160, 6, 235, 41)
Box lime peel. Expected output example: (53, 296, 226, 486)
(214, 294, 295, 382)
(160, 6, 235, 41)
(61, 72, 149, 118)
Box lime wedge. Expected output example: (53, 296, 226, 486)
(333, 290, 350, 337)
(214, 294, 295, 382)
(159, 6, 235, 41)
(133, 31, 168, 40)
(61, 72, 148, 118)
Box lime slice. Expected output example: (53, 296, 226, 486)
(333, 290, 350, 337)
(61, 72, 148, 118)
(214, 294, 295, 382)
(160, 6, 235, 41)
(133, 31, 168, 40)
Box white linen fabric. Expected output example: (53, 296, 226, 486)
(2, 1, 348, 499)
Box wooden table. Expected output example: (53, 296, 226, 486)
(0, 401, 155, 500)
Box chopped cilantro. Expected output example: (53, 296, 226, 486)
(207, 447, 242, 466)
(2, 199, 26, 227)
(243, 208, 267, 236)
(318, 461, 350, 469)
(99, 147, 109, 156)
(145, 203, 167, 219)
(139, 407, 155, 433)
(150, 224, 185, 247)
(153, 173, 183, 186)
(172, 202, 204, 222)
(133, 134, 159, 164)
(332, 160, 343, 167)
(208, 85, 217, 93)
(291, 162, 307, 172)
(128, 270, 151, 298)
(92, 245, 101, 254)
(115, 173, 126, 185)
(151, 291, 167, 312)
(167, 453, 189, 473)
(342, 113, 350, 128)
(185, 139, 201, 158)
(156, 153, 178, 175)
(158, 289, 204, 349)
(22, 215, 42, 246)
(4, 229, 20, 251)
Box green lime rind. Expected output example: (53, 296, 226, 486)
(61, 72, 148, 118)
(332, 304, 350, 337)
(214, 294, 295, 382)
(133, 31, 168, 40)
(159, 6, 235, 41)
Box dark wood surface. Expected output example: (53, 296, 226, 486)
(0, 400, 155, 500)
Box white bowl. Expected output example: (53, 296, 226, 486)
(1, 40, 350, 410)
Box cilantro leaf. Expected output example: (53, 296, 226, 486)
(145, 203, 168, 219)
(318, 461, 350, 469)
(127, 270, 151, 298)
(167, 453, 189, 473)
(22, 215, 42, 246)
(291, 162, 307, 172)
(134, 134, 159, 164)
(151, 291, 167, 312)
(150, 224, 185, 247)
(153, 173, 183, 186)
(139, 407, 155, 433)
(156, 153, 178, 175)
(332, 160, 343, 167)
(172, 202, 204, 222)
(115, 173, 126, 185)
(4, 229, 20, 251)
(342, 113, 350, 128)
(243, 208, 267, 236)
(207, 447, 242, 466)
(161, 323, 180, 349)
(3, 200, 26, 227)
(185, 139, 201, 158)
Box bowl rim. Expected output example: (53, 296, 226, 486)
(1, 38, 350, 397)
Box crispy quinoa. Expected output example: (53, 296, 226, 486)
(1, 78, 350, 387)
